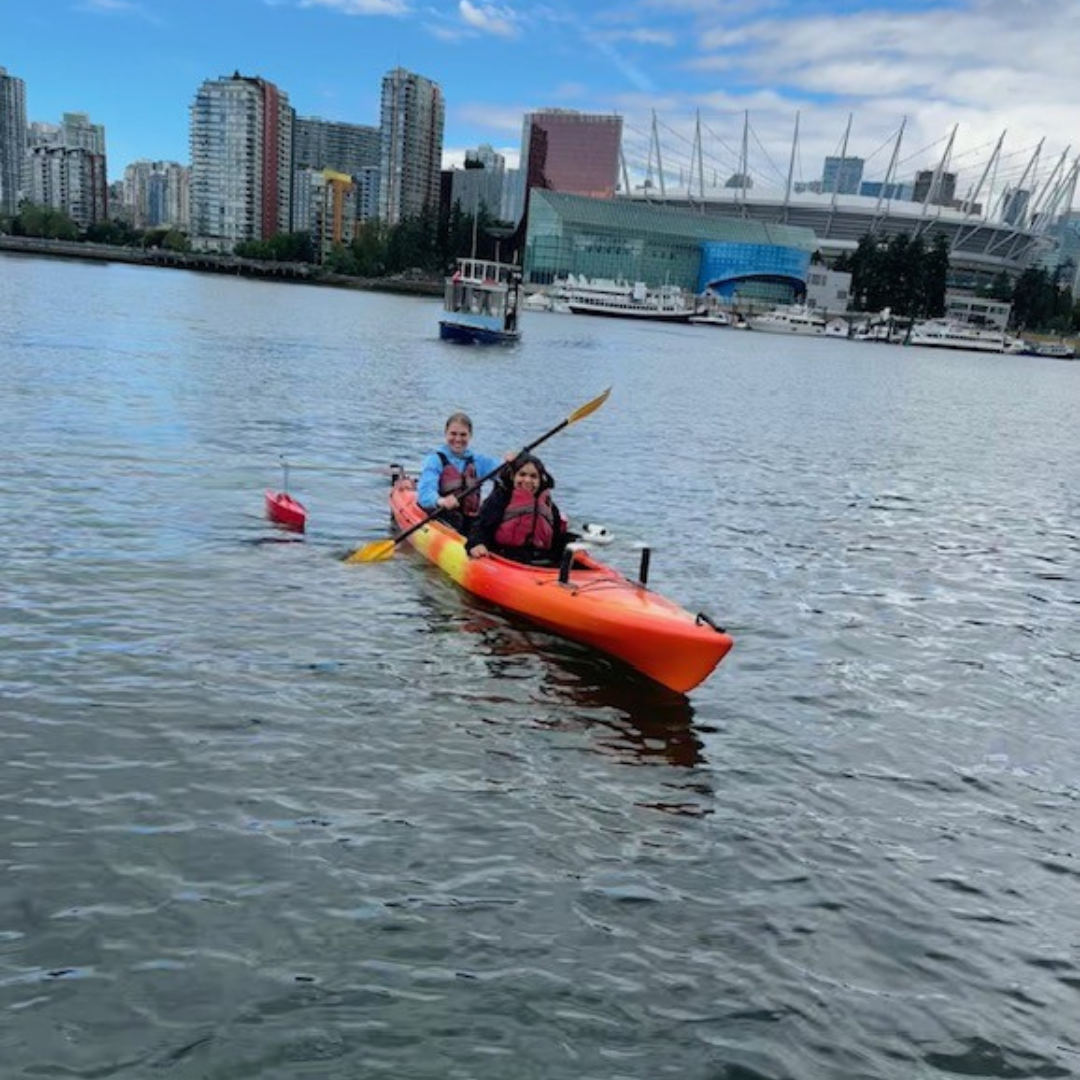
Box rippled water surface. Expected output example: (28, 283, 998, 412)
(2, 252, 1079, 1079)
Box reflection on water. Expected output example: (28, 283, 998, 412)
(406, 562, 708, 777)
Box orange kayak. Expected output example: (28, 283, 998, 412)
(389, 477, 733, 693)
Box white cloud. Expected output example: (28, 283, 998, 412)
(299, 0, 411, 16)
(458, 0, 520, 38)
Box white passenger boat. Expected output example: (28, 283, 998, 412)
(746, 304, 827, 336)
(560, 275, 695, 323)
(908, 319, 1025, 354)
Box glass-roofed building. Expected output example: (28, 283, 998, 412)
(524, 190, 820, 304)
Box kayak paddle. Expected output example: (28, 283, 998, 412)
(345, 386, 612, 564)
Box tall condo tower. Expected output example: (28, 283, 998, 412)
(0, 66, 28, 216)
(378, 68, 444, 225)
(189, 73, 294, 250)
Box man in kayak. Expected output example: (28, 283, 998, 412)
(417, 412, 505, 534)
(465, 453, 576, 566)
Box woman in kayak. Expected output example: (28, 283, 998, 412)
(465, 453, 575, 565)
(417, 412, 505, 534)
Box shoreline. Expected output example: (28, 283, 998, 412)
(0, 234, 444, 297)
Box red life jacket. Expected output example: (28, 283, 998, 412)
(437, 452, 481, 516)
(494, 488, 555, 550)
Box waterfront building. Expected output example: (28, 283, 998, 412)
(294, 116, 379, 177)
(26, 141, 108, 229)
(524, 189, 818, 305)
(189, 73, 294, 251)
(805, 266, 853, 314)
(22, 110, 109, 227)
(0, 66, 28, 217)
(122, 160, 189, 230)
(378, 68, 444, 226)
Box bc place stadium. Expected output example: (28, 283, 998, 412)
(517, 110, 1080, 308)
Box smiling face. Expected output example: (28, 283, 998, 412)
(512, 462, 541, 493)
(445, 420, 472, 455)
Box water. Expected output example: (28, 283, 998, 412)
(2, 252, 1079, 1079)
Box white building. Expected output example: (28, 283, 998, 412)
(805, 266, 852, 314)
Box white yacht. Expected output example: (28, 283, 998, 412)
(908, 319, 1025, 354)
(559, 275, 695, 323)
(746, 304, 827, 336)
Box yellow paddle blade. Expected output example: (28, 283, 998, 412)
(345, 537, 397, 564)
(567, 386, 611, 425)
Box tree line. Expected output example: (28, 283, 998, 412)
(1, 199, 516, 282)
(832, 233, 1080, 333)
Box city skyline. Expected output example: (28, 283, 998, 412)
(5, 0, 1080, 203)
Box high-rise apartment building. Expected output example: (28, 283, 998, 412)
(25, 110, 108, 227)
(294, 117, 379, 176)
(60, 112, 106, 155)
(378, 68, 444, 225)
(27, 145, 108, 228)
(0, 66, 28, 216)
(189, 73, 294, 251)
(520, 110, 622, 205)
(123, 160, 190, 230)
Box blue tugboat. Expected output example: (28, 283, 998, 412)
(438, 257, 523, 345)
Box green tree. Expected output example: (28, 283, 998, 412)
(13, 203, 80, 240)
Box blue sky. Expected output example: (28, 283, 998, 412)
(5, 0, 1080, 204)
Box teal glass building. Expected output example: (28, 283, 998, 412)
(524, 190, 818, 301)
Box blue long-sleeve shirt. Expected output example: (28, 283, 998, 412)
(416, 444, 504, 510)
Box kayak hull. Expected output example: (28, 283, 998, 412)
(389, 479, 732, 693)
(265, 490, 307, 532)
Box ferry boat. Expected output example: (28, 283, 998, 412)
(1023, 340, 1076, 360)
(560, 275, 695, 323)
(908, 319, 1025, 354)
(439, 257, 523, 345)
(746, 304, 827, 336)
